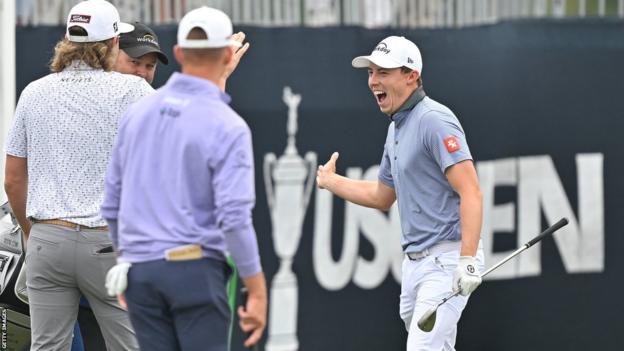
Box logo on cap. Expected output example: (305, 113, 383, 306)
(137, 34, 158, 46)
(113, 22, 118, 32)
(70, 14, 91, 23)
(374, 42, 391, 54)
(407, 57, 414, 64)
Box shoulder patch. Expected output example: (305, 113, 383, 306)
(444, 136, 461, 153)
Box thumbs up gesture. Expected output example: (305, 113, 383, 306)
(316, 152, 339, 190)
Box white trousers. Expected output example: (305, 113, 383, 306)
(400, 241, 485, 351)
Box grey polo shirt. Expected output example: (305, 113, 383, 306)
(378, 88, 472, 253)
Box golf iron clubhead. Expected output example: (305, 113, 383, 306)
(418, 305, 439, 332)
(416, 217, 569, 332)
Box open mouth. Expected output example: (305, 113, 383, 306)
(374, 90, 387, 104)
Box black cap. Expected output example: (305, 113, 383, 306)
(119, 22, 168, 65)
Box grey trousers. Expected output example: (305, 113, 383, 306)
(26, 223, 139, 351)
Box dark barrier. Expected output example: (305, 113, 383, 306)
(13, 20, 623, 351)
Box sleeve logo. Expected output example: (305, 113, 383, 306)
(444, 136, 461, 153)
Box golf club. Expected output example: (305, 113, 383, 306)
(417, 217, 569, 332)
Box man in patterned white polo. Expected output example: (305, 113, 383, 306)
(4, 1, 153, 350)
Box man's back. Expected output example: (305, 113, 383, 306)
(105, 72, 254, 262)
(102, 8, 266, 350)
(6, 61, 153, 226)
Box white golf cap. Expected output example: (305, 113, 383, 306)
(352, 36, 423, 73)
(66, 0, 133, 43)
(177, 7, 242, 49)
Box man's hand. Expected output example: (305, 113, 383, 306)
(238, 273, 267, 348)
(5, 155, 31, 239)
(452, 256, 482, 296)
(105, 262, 131, 297)
(223, 32, 250, 81)
(316, 152, 339, 190)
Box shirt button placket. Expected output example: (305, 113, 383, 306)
(393, 138, 399, 184)
(394, 139, 398, 160)
(392, 125, 400, 182)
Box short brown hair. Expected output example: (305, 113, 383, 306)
(401, 66, 423, 86)
(49, 27, 117, 72)
(181, 27, 228, 64)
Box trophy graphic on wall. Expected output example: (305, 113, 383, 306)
(263, 87, 317, 351)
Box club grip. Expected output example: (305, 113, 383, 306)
(241, 287, 248, 306)
(525, 218, 569, 248)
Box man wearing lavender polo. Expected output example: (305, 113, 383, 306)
(101, 6, 266, 351)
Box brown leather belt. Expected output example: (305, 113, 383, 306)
(34, 219, 108, 231)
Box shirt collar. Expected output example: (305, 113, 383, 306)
(391, 86, 427, 125)
(63, 60, 101, 72)
(165, 72, 231, 104)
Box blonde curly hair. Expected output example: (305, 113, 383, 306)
(49, 27, 117, 72)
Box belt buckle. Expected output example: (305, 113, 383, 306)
(407, 248, 430, 261)
(164, 244, 202, 261)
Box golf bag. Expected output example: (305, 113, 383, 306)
(0, 202, 30, 351)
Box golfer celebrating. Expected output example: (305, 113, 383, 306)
(316, 36, 485, 350)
